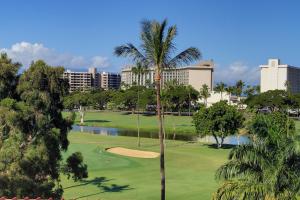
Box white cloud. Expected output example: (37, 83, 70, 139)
(214, 61, 260, 85)
(0, 42, 110, 71)
(91, 56, 109, 68)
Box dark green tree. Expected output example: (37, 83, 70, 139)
(225, 86, 235, 105)
(214, 82, 227, 100)
(199, 84, 210, 107)
(0, 53, 21, 99)
(63, 91, 91, 124)
(245, 90, 290, 112)
(0, 60, 88, 198)
(193, 101, 244, 148)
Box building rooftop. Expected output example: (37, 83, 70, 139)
(121, 60, 214, 71)
(260, 58, 300, 70)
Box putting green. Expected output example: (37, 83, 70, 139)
(61, 132, 230, 200)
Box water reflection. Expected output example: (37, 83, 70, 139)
(71, 125, 249, 145)
(198, 135, 249, 145)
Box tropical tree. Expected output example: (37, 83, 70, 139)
(186, 85, 199, 115)
(193, 101, 244, 148)
(225, 86, 235, 105)
(132, 62, 147, 147)
(0, 53, 21, 99)
(114, 19, 201, 200)
(200, 84, 211, 107)
(254, 85, 260, 94)
(90, 90, 113, 110)
(234, 80, 245, 99)
(214, 112, 300, 200)
(245, 90, 289, 112)
(110, 88, 138, 112)
(243, 85, 255, 97)
(63, 92, 91, 124)
(214, 82, 227, 100)
(0, 59, 87, 198)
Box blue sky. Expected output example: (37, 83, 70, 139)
(1, 0, 300, 84)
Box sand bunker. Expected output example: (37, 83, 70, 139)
(106, 147, 160, 158)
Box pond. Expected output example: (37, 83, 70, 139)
(71, 125, 250, 145)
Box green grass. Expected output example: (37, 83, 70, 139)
(64, 111, 195, 135)
(61, 132, 230, 200)
(295, 120, 300, 134)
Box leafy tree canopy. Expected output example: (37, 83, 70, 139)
(0, 59, 87, 198)
(245, 90, 292, 112)
(193, 101, 244, 148)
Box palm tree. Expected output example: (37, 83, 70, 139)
(235, 80, 245, 99)
(235, 80, 245, 108)
(225, 86, 234, 105)
(132, 62, 147, 147)
(214, 113, 300, 200)
(214, 137, 300, 200)
(254, 85, 261, 94)
(214, 82, 227, 100)
(200, 84, 211, 107)
(244, 85, 255, 97)
(114, 19, 201, 200)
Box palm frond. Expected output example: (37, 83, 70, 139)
(114, 43, 147, 65)
(161, 25, 177, 68)
(168, 47, 201, 67)
(216, 159, 263, 181)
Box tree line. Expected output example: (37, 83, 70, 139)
(63, 80, 261, 114)
(63, 82, 200, 115)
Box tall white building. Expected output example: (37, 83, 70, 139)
(260, 59, 300, 93)
(121, 60, 214, 90)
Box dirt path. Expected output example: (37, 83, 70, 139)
(106, 147, 159, 158)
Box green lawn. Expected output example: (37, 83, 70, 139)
(61, 132, 230, 200)
(64, 111, 195, 135)
(295, 120, 300, 134)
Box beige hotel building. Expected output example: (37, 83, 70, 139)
(260, 59, 300, 93)
(121, 60, 214, 90)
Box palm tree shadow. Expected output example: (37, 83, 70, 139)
(101, 184, 131, 193)
(64, 177, 110, 189)
(66, 177, 133, 199)
(74, 184, 132, 199)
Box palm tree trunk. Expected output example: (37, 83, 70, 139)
(162, 105, 166, 146)
(188, 91, 191, 116)
(155, 72, 165, 200)
(137, 75, 141, 147)
(79, 105, 84, 124)
(172, 114, 176, 140)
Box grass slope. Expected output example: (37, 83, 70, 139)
(64, 111, 195, 135)
(61, 132, 230, 200)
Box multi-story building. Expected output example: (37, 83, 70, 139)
(101, 72, 121, 90)
(63, 68, 121, 92)
(260, 59, 300, 93)
(121, 60, 214, 90)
